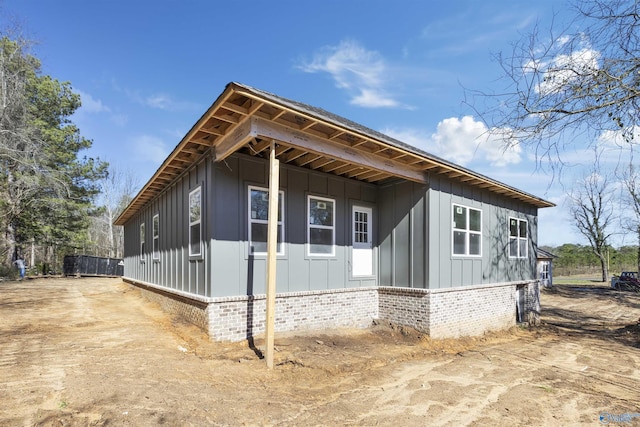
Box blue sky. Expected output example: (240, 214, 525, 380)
(2, 0, 628, 247)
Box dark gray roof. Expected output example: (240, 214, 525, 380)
(537, 248, 557, 259)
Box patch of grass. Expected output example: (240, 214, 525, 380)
(554, 276, 607, 286)
(58, 400, 68, 409)
(535, 384, 554, 393)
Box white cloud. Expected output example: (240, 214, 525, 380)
(597, 127, 640, 148)
(112, 79, 199, 112)
(351, 89, 399, 108)
(140, 93, 201, 111)
(298, 39, 400, 108)
(383, 116, 521, 167)
(534, 127, 639, 169)
(76, 89, 110, 113)
(145, 94, 175, 110)
(530, 35, 600, 96)
(74, 88, 131, 128)
(131, 134, 170, 165)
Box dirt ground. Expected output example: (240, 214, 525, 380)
(1, 277, 639, 427)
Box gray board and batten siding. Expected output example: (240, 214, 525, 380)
(124, 152, 379, 298)
(124, 151, 538, 298)
(124, 155, 212, 297)
(118, 82, 552, 340)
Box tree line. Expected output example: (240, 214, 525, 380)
(542, 244, 638, 277)
(0, 32, 134, 277)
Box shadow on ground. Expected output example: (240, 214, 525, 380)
(541, 284, 640, 349)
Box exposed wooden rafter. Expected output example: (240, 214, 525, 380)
(115, 82, 553, 226)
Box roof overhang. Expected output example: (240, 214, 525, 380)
(115, 82, 554, 226)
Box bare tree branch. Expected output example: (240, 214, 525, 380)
(568, 150, 617, 281)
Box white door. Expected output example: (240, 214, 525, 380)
(352, 206, 373, 277)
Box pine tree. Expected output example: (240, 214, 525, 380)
(0, 35, 107, 270)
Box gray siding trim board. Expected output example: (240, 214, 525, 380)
(379, 279, 538, 296)
(124, 277, 214, 305)
(124, 275, 378, 305)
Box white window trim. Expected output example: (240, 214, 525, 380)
(248, 185, 285, 256)
(307, 195, 336, 257)
(189, 187, 202, 257)
(152, 214, 160, 261)
(509, 217, 528, 259)
(451, 203, 482, 257)
(140, 222, 145, 262)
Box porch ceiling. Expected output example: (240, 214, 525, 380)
(114, 82, 554, 226)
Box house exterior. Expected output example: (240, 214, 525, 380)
(536, 248, 556, 287)
(114, 82, 554, 342)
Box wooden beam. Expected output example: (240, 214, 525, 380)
(275, 145, 289, 156)
(253, 117, 427, 184)
(171, 157, 192, 164)
(247, 100, 264, 115)
(271, 108, 286, 121)
(221, 101, 249, 115)
(322, 160, 348, 173)
(296, 153, 322, 167)
(213, 118, 256, 161)
(348, 167, 375, 179)
(351, 138, 367, 148)
(308, 157, 335, 170)
(328, 130, 344, 140)
(214, 113, 240, 124)
(357, 170, 386, 180)
(422, 163, 439, 170)
(280, 148, 306, 163)
(249, 139, 272, 155)
(265, 142, 279, 370)
(373, 146, 389, 154)
(182, 146, 206, 155)
(300, 120, 317, 131)
(390, 152, 408, 160)
(447, 172, 464, 179)
(334, 164, 362, 175)
(366, 173, 392, 183)
(199, 126, 225, 136)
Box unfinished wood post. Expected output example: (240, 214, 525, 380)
(265, 141, 279, 369)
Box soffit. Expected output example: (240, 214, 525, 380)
(114, 82, 554, 225)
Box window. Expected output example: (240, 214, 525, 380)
(189, 187, 202, 256)
(353, 208, 371, 247)
(248, 186, 284, 255)
(140, 222, 145, 261)
(452, 204, 482, 256)
(308, 196, 335, 256)
(509, 218, 528, 258)
(541, 262, 549, 281)
(152, 214, 160, 260)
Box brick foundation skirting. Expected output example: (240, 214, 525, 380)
(123, 278, 539, 342)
